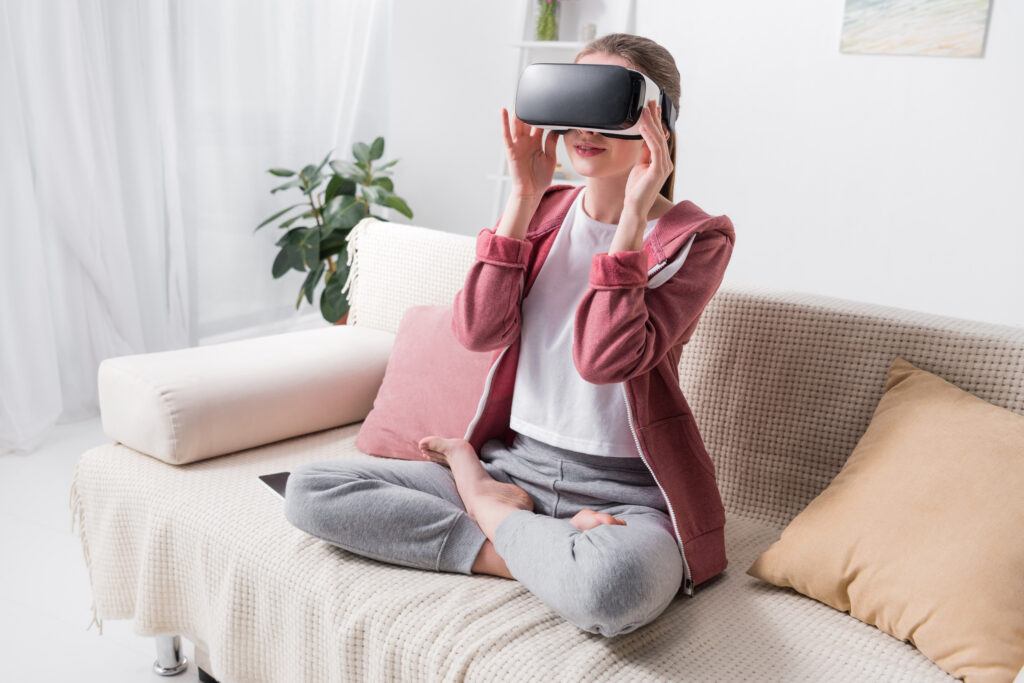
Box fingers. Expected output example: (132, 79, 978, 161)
(513, 112, 527, 143)
(504, 107, 525, 144)
(638, 108, 655, 164)
(639, 101, 670, 172)
(501, 108, 514, 149)
(544, 128, 559, 158)
(650, 101, 670, 166)
(503, 107, 544, 149)
(528, 124, 545, 154)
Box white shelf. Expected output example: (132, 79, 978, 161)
(490, 0, 637, 218)
(509, 40, 585, 50)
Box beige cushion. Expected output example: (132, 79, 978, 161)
(97, 324, 395, 465)
(746, 356, 1024, 682)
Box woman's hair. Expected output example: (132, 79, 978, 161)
(574, 33, 681, 202)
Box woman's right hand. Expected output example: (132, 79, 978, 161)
(501, 107, 560, 200)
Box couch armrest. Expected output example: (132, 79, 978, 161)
(97, 324, 395, 465)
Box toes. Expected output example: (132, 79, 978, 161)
(416, 442, 447, 465)
(570, 510, 628, 529)
(418, 435, 442, 450)
(595, 512, 628, 526)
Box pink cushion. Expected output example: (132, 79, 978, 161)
(355, 305, 495, 460)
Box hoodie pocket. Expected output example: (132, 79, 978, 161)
(639, 414, 717, 479)
(678, 414, 717, 478)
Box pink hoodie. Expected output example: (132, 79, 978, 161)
(451, 183, 736, 596)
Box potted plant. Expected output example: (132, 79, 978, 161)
(535, 0, 560, 41)
(255, 137, 413, 324)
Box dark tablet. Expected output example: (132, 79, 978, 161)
(258, 471, 291, 499)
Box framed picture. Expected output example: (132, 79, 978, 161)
(840, 0, 993, 58)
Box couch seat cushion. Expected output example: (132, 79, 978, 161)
(70, 425, 956, 682)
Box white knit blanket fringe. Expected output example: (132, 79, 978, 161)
(340, 217, 373, 327)
(69, 460, 104, 635)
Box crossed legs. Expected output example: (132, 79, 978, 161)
(285, 436, 681, 637)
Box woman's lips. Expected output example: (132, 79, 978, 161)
(575, 145, 606, 157)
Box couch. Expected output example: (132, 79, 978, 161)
(69, 216, 1024, 682)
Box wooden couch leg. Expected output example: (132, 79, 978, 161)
(153, 634, 188, 676)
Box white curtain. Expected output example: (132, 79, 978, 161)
(0, 0, 392, 454)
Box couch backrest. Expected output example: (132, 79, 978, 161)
(343, 218, 1024, 527)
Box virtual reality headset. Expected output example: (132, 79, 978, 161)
(514, 62, 678, 140)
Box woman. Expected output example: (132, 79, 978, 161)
(285, 34, 735, 638)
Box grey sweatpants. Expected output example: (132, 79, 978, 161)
(283, 432, 684, 637)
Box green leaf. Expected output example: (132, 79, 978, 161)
(375, 159, 398, 172)
(325, 174, 357, 203)
(270, 178, 301, 194)
(319, 268, 351, 323)
(316, 149, 333, 173)
(323, 195, 366, 235)
(319, 231, 349, 258)
(275, 227, 319, 274)
(272, 248, 293, 278)
(268, 167, 296, 177)
(298, 260, 325, 307)
(319, 231, 348, 260)
(277, 226, 308, 247)
(255, 203, 304, 232)
(298, 164, 325, 194)
(360, 185, 384, 205)
(329, 160, 363, 178)
(298, 228, 321, 269)
(352, 142, 370, 164)
(381, 193, 413, 219)
(280, 210, 314, 229)
(371, 176, 394, 192)
(369, 137, 384, 160)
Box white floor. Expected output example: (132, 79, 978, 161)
(0, 417, 202, 682)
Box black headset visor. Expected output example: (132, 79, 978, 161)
(513, 63, 677, 140)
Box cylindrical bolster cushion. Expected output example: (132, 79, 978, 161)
(98, 324, 396, 465)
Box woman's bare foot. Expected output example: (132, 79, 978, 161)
(471, 538, 514, 579)
(418, 435, 534, 539)
(570, 508, 628, 531)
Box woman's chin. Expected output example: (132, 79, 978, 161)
(569, 159, 609, 177)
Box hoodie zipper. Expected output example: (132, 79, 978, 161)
(463, 344, 511, 442)
(620, 382, 695, 596)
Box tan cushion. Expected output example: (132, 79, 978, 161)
(746, 356, 1024, 683)
(98, 324, 395, 465)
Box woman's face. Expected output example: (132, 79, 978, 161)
(566, 52, 669, 179)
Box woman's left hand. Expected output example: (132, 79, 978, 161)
(624, 100, 673, 216)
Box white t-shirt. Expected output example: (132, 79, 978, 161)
(508, 187, 660, 457)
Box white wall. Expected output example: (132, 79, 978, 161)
(390, 1, 1023, 327)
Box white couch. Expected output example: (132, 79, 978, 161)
(69, 217, 1024, 682)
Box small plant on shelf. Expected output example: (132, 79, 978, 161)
(255, 137, 412, 324)
(535, 0, 559, 41)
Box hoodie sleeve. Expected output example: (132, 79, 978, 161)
(572, 221, 734, 384)
(450, 222, 533, 352)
